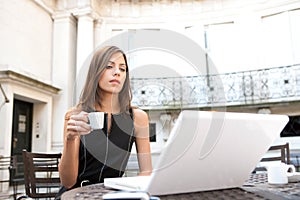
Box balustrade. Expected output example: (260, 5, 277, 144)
(131, 64, 300, 109)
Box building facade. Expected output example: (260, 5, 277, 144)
(1, 0, 300, 178)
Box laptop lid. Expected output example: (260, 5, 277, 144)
(105, 110, 289, 195)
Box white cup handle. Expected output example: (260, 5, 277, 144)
(286, 164, 296, 176)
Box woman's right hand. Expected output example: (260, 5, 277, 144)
(66, 111, 92, 140)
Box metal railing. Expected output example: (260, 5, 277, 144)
(131, 64, 300, 109)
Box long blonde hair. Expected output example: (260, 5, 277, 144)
(77, 46, 132, 113)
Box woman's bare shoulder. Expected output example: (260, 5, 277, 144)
(132, 108, 149, 125)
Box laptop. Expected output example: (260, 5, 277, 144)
(104, 110, 289, 195)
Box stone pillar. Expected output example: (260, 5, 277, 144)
(51, 12, 77, 151)
(75, 12, 95, 75)
(72, 10, 97, 103)
(95, 19, 106, 48)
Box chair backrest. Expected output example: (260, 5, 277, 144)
(22, 149, 62, 198)
(261, 142, 290, 164)
(253, 143, 291, 173)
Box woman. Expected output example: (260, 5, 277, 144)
(57, 46, 152, 196)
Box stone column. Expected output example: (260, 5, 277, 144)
(71, 11, 96, 103)
(74, 12, 95, 75)
(51, 12, 77, 151)
(95, 19, 106, 48)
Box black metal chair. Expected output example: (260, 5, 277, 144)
(22, 149, 62, 199)
(0, 155, 12, 197)
(254, 142, 291, 173)
(261, 142, 290, 164)
(0, 155, 24, 200)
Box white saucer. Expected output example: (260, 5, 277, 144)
(288, 172, 300, 183)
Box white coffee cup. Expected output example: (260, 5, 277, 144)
(267, 162, 296, 184)
(88, 112, 104, 130)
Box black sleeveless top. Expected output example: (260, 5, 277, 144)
(72, 109, 135, 188)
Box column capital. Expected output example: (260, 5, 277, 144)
(71, 7, 100, 21)
(52, 11, 77, 24)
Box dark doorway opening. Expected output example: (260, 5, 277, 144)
(11, 99, 33, 180)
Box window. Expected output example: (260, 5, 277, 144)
(204, 22, 238, 74)
(149, 123, 156, 142)
(261, 9, 300, 67)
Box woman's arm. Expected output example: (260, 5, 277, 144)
(133, 108, 152, 176)
(58, 108, 91, 188)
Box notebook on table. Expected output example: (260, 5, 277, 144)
(104, 110, 289, 195)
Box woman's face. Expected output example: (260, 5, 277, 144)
(98, 52, 127, 95)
